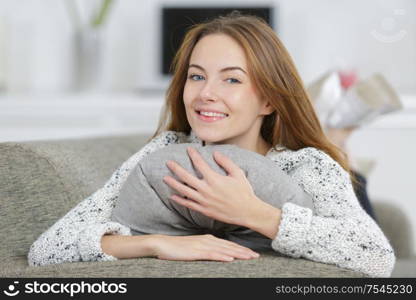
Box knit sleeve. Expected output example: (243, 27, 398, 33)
(27, 131, 182, 266)
(269, 147, 396, 277)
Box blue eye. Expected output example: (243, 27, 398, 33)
(188, 74, 204, 81)
(226, 78, 241, 84)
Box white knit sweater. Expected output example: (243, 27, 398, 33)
(27, 131, 395, 277)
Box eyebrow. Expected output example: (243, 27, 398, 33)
(188, 64, 247, 74)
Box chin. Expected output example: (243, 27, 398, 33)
(193, 129, 226, 144)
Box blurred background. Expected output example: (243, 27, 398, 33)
(0, 0, 415, 257)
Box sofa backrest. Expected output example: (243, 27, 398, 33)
(0, 134, 149, 259)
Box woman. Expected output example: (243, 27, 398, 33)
(325, 127, 378, 222)
(28, 13, 395, 277)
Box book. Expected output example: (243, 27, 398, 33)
(307, 72, 403, 128)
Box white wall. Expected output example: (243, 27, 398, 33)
(0, 0, 415, 93)
(278, 0, 416, 92)
(112, 0, 416, 92)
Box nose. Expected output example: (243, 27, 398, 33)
(199, 80, 219, 102)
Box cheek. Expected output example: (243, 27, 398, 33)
(229, 94, 262, 119)
(183, 83, 196, 107)
(183, 92, 193, 116)
(224, 90, 252, 111)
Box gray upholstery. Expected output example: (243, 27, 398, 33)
(0, 133, 413, 277)
(0, 252, 362, 278)
(373, 201, 414, 259)
(0, 135, 148, 261)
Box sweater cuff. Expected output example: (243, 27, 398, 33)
(271, 202, 313, 258)
(77, 222, 132, 262)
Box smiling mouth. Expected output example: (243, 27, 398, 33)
(195, 110, 229, 123)
(195, 110, 229, 117)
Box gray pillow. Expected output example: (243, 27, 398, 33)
(111, 143, 313, 249)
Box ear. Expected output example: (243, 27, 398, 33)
(260, 101, 275, 116)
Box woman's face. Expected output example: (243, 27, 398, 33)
(183, 33, 273, 152)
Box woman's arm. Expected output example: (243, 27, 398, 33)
(101, 234, 157, 259)
(28, 131, 182, 266)
(245, 200, 281, 239)
(101, 234, 259, 261)
(265, 147, 395, 277)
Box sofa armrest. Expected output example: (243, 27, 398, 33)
(0, 134, 149, 259)
(373, 200, 415, 259)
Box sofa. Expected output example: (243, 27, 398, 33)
(1, 134, 414, 277)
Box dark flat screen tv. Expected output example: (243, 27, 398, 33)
(161, 7, 274, 75)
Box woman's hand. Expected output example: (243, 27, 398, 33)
(163, 147, 265, 228)
(152, 234, 260, 262)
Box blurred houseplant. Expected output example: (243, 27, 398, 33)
(66, 0, 115, 90)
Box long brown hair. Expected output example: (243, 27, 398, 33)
(152, 12, 353, 177)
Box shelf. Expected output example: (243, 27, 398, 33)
(0, 92, 164, 142)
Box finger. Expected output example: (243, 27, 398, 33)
(187, 147, 217, 181)
(163, 175, 201, 202)
(166, 160, 204, 191)
(213, 151, 245, 178)
(206, 235, 259, 256)
(204, 253, 234, 262)
(218, 248, 257, 260)
(170, 194, 208, 214)
(221, 242, 260, 257)
(217, 245, 259, 259)
(219, 240, 260, 257)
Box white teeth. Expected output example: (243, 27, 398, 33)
(199, 111, 228, 117)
